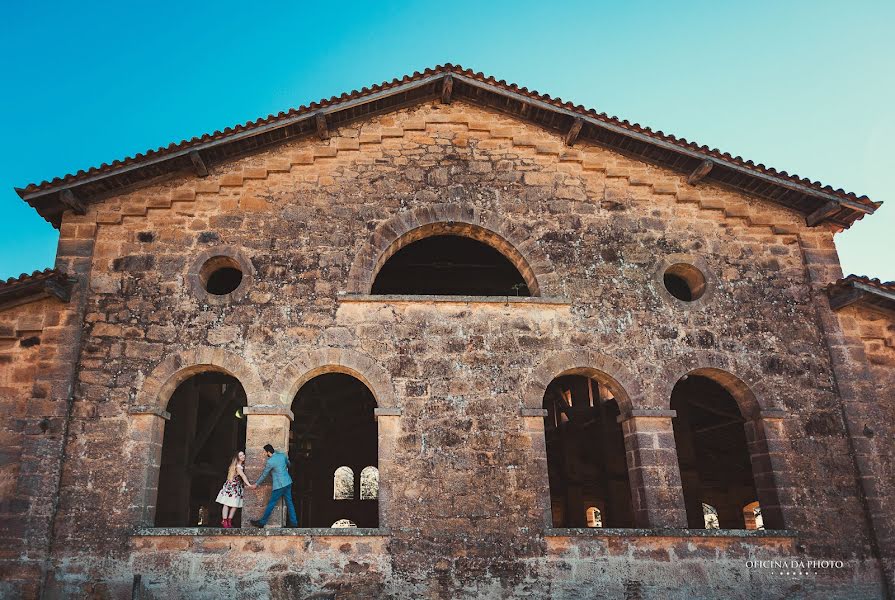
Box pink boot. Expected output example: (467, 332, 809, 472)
(221, 518, 231, 528)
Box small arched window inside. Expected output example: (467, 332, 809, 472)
(703, 503, 720, 529)
(585, 506, 603, 528)
(360, 466, 379, 500)
(331, 519, 357, 528)
(333, 466, 355, 500)
(743, 501, 764, 530)
(371, 235, 530, 296)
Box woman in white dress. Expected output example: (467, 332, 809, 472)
(216, 450, 252, 528)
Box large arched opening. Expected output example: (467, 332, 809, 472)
(288, 372, 378, 528)
(155, 371, 247, 527)
(671, 372, 763, 529)
(371, 234, 531, 296)
(543, 371, 634, 528)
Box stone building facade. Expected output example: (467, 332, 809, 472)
(1, 65, 892, 599)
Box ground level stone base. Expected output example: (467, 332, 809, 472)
(35, 529, 886, 599)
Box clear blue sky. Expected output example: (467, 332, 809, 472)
(2, 1, 892, 280)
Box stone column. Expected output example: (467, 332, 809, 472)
(127, 406, 169, 527)
(243, 406, 293, 527)
(375, 407, 402, 529)
(619, 410, 688, 528)
(744, 410, 787, 530)
(520, 408, 552, 528)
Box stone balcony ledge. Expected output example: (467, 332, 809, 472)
(545, 527, 797, 538)
(134, 527, 390, 537)
(339, 294, 570, 306)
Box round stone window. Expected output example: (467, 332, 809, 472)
(189, 247, 253, 304)
(200, 257, 244, 295)
(663, 263, 707, 302)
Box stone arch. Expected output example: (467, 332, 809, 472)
(270, 347, 396, 409)
(657, 350, 778, 420)
(347, 203, 560, 296)
(524, 349, 643, 417)
(134, 346, 265, 411)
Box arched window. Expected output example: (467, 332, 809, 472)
(543, 373, 634, 528)
(333, 467, 355, 500)
(155, 372, 247, 527)
(703, 503, 720, 529)
(371, 234, 530, 296)
(672, 373, 766, 529)
(290, 373, 378, 527)
(331, 519, 357, 528)
(360, 466, 379, 500)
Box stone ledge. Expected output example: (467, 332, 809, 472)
(128, 406, 171, 420)
(374, 407, 402, 417)
(545, 527, 797, 538)
(521, 408, 548, 417)
(339, 294, 571, 306)
(242, 406, 295, 420)
(133, 527, 390, 537)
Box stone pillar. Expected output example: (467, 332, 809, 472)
(243, 406, 293, 527)
(521, 408, 553, 528)
(375, 407, 402, 528)
(744, 410, 787, 530)
(127, 406, 169, 527)
(619, 410, 688, 528)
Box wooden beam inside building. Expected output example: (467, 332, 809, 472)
(315, 112, 329, 140)
(687, 159, 714, 185)
(806, 201, 840, 226)
(564, 118, 583, 146)
(441, 74, 453, 104)
(189, 151, 208, 177)
(59, 189, 86, 215)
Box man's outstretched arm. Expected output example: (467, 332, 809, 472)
(255, 459, 273, 487)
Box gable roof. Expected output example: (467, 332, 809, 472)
(15, 64, 880, 229)
(828, 275, 895, 314)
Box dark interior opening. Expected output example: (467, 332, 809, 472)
(664, 273, 693, 301)
(205, 267, 243, 295)
(289, 373, 378, 528)
(371, 235, 531, 296)
(663, 263, 706, 302)
(671, 375, 758, 529)
(156, 372, 247, 527)
(544, 375, 634, 528)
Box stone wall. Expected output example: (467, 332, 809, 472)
(833, 302, 895, 592)
(3, 100, 890, 598)
(0, 298, 64, 597)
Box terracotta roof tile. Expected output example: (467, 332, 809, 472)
(1, 268, 64, 288)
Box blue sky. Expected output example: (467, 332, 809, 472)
(2, 1, 892, 280)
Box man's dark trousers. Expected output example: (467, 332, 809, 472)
(258, 484, 298, 526)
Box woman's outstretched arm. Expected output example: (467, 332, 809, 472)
(236, 463, 252, 486)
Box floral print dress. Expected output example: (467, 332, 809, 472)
(215, 465, 245, 508)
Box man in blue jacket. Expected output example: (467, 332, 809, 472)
(249, 444, 298, 528)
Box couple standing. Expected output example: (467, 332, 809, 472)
(216, 443, 298, 528)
